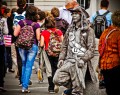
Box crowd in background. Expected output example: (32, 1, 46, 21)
(0, 0, 120, 95)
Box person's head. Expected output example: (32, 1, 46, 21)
(17, 0, 26, 8)
(100, 0, 109, 9)
(25, 5, 38, 22)
(51, 7, 60, 18)
(2, 1, 7, 8)
(45, 16, 55, 29)
(37, 10, 46, 21)
(112, 10, 120, 28)
(71, 8, 81, 23)
(65, 0, 78, 10)
(3, 8, 11, 18)
(70, 6, 89, 23)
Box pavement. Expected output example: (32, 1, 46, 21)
(0, 50, 107, 95)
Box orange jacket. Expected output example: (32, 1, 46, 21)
(98, 26, 120, 70)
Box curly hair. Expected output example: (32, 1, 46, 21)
(51, 7, 59, 18)
(112, 10, 120, 27)
(26, 5, 38, 22)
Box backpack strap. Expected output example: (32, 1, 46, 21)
(96, 11, 99, 15)
(96, 10, 110, 16)
(102, 10, 110, 16)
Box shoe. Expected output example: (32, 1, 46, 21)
(19, 83, 22, 86)
(22, 89, 30, 93)
(29, 80, 32, 85)
(37, 69, 43, 81)
(49, 90, 55, 94)
(9, 69, 15, 73)
(0, 87, 7, 92)
(54, 85, 59, 93)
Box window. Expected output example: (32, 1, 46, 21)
(77, 0, 90, 9)
(26, 0, 34, 7)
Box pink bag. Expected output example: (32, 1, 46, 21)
(3, 35, 12, 47)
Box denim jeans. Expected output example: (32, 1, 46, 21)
(19, 44, 38, 89)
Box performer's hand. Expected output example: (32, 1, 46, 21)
(78, 59, 85, 68)
(57, 60, 64, 68)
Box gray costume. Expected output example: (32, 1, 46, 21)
(53, 6, 97, 95)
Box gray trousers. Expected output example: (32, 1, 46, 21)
(53, 62, 87, 95)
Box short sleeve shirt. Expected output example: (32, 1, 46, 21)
(41, 28, 63, 50)
(90, 9, 112, 26)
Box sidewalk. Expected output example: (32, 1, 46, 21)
(0, 56, 107, 95)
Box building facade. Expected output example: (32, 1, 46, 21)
(2, 0, 120, 16)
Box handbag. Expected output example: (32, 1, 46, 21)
(97, 28, 117, 89)
(3, 35, 12, 47)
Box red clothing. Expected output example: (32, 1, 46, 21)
(98, 26, 120, 70)
(41, 28, 63, 50)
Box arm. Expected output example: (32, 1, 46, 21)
(40, 35, 45, 47)
(60, 35, 64, 42)
(36, 28, 40, 41)
(14, 24, 21, 37)
(81, 28, 96, 62)
(2, 18, 8, 35)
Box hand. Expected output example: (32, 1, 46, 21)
(57, 60, 64, 68)
(78, 59, 85, 68)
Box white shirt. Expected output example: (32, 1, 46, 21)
(59, 6, 72, 25)
(1, 17, 8, 35)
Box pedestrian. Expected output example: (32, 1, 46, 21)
(12, 0, 27, 86)
(59, 0, 79, 24)
(36, 10, 46, 82)
(1, 8, 15, 74)
(53, 6, 97, 95)
(40, 15, 63, 93)
(98, 10, 120, 95)
(8, 7, 18, 77)
(14, 5, 40, 93)
(51, 7, 69, 35)
(0, 5, 7, 92)
(90, 0, 112, 28)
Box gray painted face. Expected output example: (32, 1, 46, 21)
(72, 12, 81, 23)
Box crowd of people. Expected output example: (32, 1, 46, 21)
(0, 0, 120, 95)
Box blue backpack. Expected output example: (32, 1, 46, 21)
(13, 11, 26, 26)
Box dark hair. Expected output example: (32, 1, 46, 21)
(11, 8, 17, 19)
(38, 11, 46, 21)
(45, 16, 55, 29)
(51, 7, 59, 18)
(100, 0, 109, 8)
(2, 1, 7, 6)
(4, 8, 10, 14)
(26, 5, 38, 22)
(112, 10, 120, 27)
(17, 0, 26, 14)
(17, 0, 26, 8)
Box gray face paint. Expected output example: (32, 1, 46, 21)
(72, 12, 81, 23)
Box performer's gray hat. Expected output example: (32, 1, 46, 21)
(69, 6, 89, 18)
